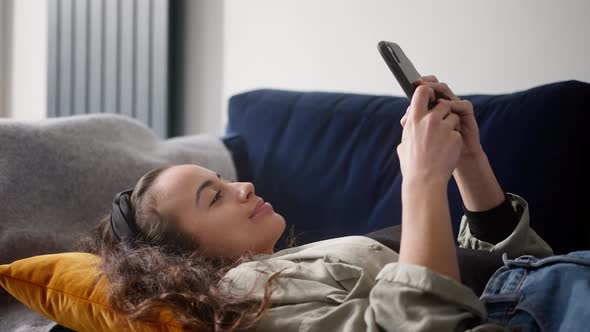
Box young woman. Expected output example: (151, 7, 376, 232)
(79, 77, 588, 331)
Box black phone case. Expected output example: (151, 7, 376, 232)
(377, 41, 420, 100)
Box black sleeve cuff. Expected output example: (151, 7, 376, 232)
(463, 193, 521, 244)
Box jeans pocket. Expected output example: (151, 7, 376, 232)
(484, 251, 590, 332)
(482, 295, 541, 331)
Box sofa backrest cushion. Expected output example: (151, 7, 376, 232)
(0, 114, 237, 266)
(225, 81, 589, 254)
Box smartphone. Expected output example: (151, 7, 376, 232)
(377, 41, 421, 100)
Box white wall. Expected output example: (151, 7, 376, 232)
(174, 0, 224, 135)
(221, 0, 590, 131)
(6, 1, 587, 130)
(8, 0, 47, 120)
(0, 0, 10, 117)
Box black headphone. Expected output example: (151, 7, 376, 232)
(110, 189, 140, 241)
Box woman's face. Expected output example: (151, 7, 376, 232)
(152, 164, 286, 258)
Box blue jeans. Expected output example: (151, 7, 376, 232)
(481, 251, 590, 332)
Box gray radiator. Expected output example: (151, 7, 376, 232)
(48, 0, 169, 138)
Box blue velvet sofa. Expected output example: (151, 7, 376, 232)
(224, 80, 589, 255)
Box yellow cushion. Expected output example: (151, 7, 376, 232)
(0, 252, 185, 332)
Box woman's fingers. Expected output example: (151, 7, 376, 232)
(447, 100, 474, 117)
(417, 82, 460, 101)
(429, 99, 452, 120)
(404, 97, 472, 131)
(427, 99, 462, 133)
(416, 75, 459, 101)
(403, 88, 467, 134)
(444, 112, 461, 132)
(409, 86, 436, 119)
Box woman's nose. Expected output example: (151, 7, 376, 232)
(237, 182, 255, 201)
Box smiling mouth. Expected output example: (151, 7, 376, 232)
(250, 198, 264, 218)
(250, 198, 269, 218)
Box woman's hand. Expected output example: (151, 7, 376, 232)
(397, 84, 462, 282)
(403, 76, 484, 163)
(397, 85, 463, 185)
(407, 76, 505, 212)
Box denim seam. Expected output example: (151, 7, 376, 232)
(505, 254, 590, 269)
(512, 269, 528, 294)
(481, 294, 521, 303)
(512, 303, 548, 332)
(482, 268, 528, 299)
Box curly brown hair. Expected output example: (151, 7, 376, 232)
(77, 166, 283, 331)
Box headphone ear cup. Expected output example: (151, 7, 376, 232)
(110, 189, 137, 241)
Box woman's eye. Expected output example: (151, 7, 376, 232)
(210, 190, 222, 206)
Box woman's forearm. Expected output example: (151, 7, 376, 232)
(399, 177, 460, 282)
(453, 149, 505, 212)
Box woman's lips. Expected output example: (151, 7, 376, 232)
(251, 199, 273, 219)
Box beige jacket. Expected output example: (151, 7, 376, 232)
(221, 194, 553, 331)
